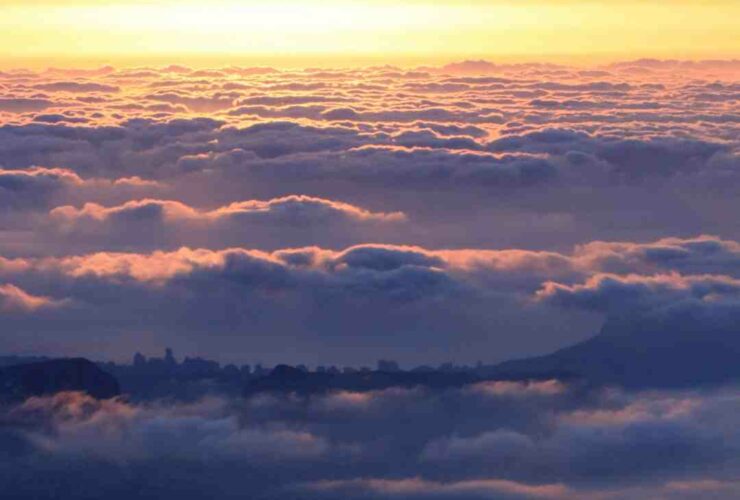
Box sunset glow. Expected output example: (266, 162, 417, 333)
(2, 0, 739, 66)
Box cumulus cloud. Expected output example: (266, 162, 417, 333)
(572, 236, 740, 277)
(0, 98, 53, 113)
(536, 272, 740, 314)
(0, 166, 83, 209)
(303, 477, 571, 499)
(14, 392, 329, 463)
(1, 59, 737, 250)
(31, 81, 120, 93)
(38, 196, 405, 252)
(0, 234, 736, 365)
(0, 242, 602, 363)
(1, 55, 739, 500)
(0, 283, 60, 312)
(51, 195, 404, 226)
(2, 381, 740, 499)
(0, 59, 738, 412)
(0, 166, 164, 220)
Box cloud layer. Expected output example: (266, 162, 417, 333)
(2, 382, 740, 499)
(0, 57, 738, 499)
(0, 60, 738, 365)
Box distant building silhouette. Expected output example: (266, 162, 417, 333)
(133, 352, 146, 367)
(164, 348, 177, 367)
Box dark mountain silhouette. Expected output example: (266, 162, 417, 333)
(242, 313, 740, 396)
(5, 312, 740, 403)
(244, 364, 478, 397)
(486, 314, 740, 388)
(0, 358, 120, 401)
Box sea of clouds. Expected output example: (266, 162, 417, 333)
(0, 58, 739, 498)
(0, 59, 737, 365)
(2, 383, 740, 499)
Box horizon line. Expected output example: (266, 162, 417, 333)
(2, 52, 739, 70)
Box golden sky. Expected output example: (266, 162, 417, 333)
(1, 0, 738, 67)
